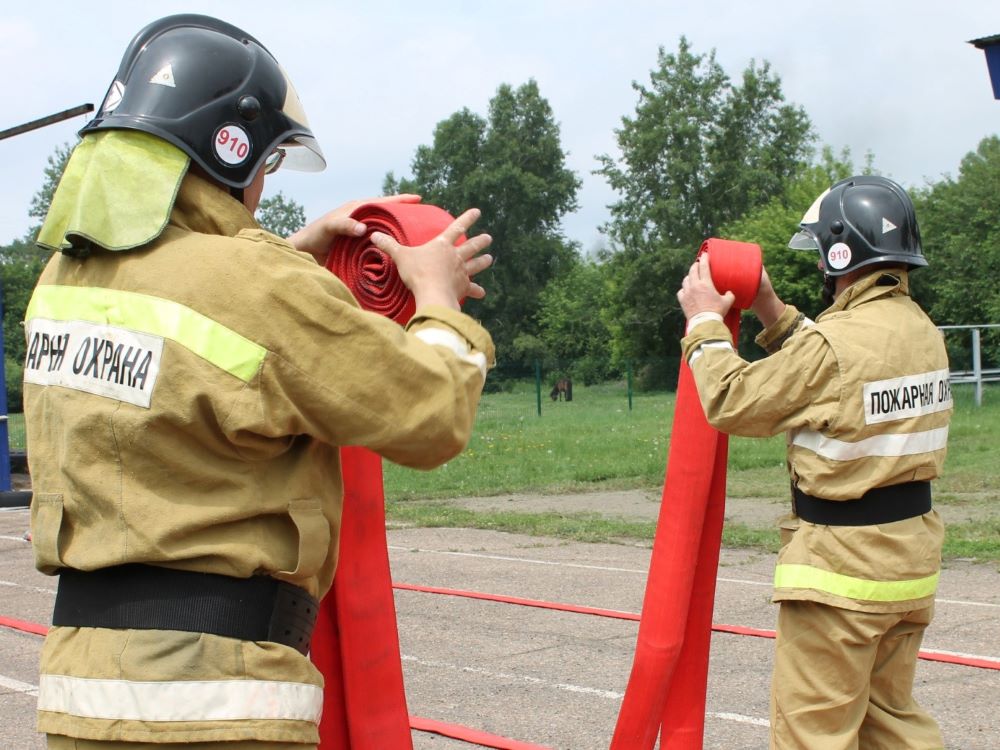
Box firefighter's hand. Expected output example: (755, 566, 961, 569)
(370, 208, 493, 312)
(287, 194, 422, 265)
(677, 253, 735, 320)
(750, 267, 786, 328)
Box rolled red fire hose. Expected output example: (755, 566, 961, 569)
(314, 201, 465, 750)
(325, 202, 464, 326)
(610, 238, 761, 749)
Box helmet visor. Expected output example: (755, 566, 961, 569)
(788, 229, 820, 251)
(278, 135, 326, 172)
(275, 65, 326, 172)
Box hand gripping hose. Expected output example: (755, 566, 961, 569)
(325, 202, 466, 326)
(314, 201, 464, 750)
(610, 238, 761, 750)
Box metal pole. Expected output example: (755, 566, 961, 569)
(535, 359, 542, 417)
(972, 328, 983, 407)
(626, 360, 633, 412)
(0, 282, 11, 491)
(0, 103, 94, 141)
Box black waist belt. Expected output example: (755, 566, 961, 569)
(792, 481, 932, 526)
(52, 564, 318, 655)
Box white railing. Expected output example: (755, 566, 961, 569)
(938, 324, 1000, 407)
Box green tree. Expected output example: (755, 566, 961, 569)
(27, 141, 75, 238)
(257, 191, 306, 236)
(914, 135, 1000, 362)
(535, 259, 615, 384)
(385, 80, 581, 363)
(2, 239, 51, 411)
(597, 37, 814, 366)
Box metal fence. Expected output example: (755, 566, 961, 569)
(3, 327, 997, 468)
(939, 324, 1000, 407)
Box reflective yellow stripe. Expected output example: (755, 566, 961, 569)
(26, 285, 265, 383)
(774, 563, 939, 602)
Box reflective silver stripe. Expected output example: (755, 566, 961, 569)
(37, 674, 323, 723)
(790, 426, 949, 461)
(414, 327, 487, 378)
(687, 340, 734, 366)
(685, 311, 724, 334)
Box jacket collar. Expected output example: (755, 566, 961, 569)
(820, 268, 910, 319)
(169, 171, 260, 238)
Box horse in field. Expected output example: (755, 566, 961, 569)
(550, 377, 573, 402)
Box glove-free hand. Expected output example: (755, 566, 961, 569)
(287, 194, 422, 266)
(677, 254, 735, 320)
(370, 208, 493, 312)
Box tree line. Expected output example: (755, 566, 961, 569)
(3, 37, 998, 408)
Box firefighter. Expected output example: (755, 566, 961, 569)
(26, 14, 494, 749)
(676, 175, 950, 749)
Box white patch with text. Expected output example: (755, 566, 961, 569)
(863, 369, 952, 425)
(24, 318, 163, 408)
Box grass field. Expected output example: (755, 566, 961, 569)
(382, 382, 1000, 562)
(7, 383, 997, 560)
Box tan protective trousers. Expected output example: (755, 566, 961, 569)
(47, 738, 314, 749)
(769, 600, 943, 750)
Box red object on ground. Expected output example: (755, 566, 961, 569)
(315, 202, 462, 749)
(610, 238, 761, 750)
(409, 716, 552, 749)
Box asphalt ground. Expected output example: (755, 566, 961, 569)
(2, 507, 998, 749)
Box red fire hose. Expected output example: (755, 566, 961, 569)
(611, 239, 762, 750)
(325, 202, 464, 325)
(315, 201, 465, 749)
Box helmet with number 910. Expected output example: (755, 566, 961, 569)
(80, 14, 326, 189)
(787, 175, 927, 276)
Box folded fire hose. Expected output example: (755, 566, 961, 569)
(611, 239, 762, 750)
(314, 202, 466, 749)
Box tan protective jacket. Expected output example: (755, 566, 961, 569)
(681, 270, 950, 614)
(24, 173, 494, 744)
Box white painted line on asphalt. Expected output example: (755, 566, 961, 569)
(401, 654, 769, 729)
(389, 545, 1000, 609)
(401, 653, 623, 699)
(710, 711, 770, 727)
(0, 579, 56, 596)
(935, 598, 1000, 608)
(389, 545, 647, 574)
(718, 576, 770, 587)
(0, 674, 38, 697)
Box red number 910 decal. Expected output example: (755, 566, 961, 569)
(214, 124, 252, 166)
(827, 242, 852, 269)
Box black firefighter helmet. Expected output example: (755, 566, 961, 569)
(788, 175, 927, 276)
(80, 14, 325, 189)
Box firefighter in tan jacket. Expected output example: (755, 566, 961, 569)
(25, 14, 494, 750)
(677, 176, 950, 750)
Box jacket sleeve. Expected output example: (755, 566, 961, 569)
(230, 244, 495, 470)
(679, 306, 842, 438)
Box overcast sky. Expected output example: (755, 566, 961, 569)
(3, 1, 999, 252)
